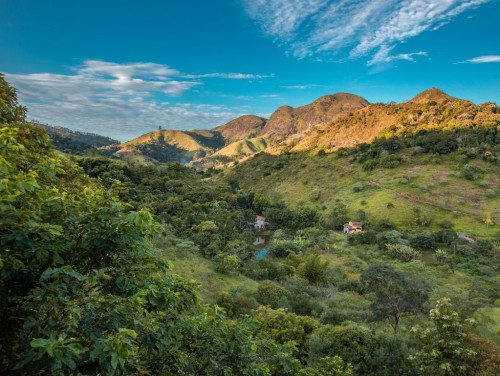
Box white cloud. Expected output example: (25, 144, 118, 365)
(244, 0, 329, 42)
(367, 45, 428, 65)
(243, 0, 491, 64)
(183, 72, 274, 79)
(457, 55, 500, 63)
(283, 84, 324, 89)
(5, 60, 264, 141)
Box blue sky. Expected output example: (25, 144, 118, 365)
(1, 0, 499, 141)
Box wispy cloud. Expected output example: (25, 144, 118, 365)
(183, 72, 274, 79)
(283, 84, 324, 89)
(368, 45, 428, 66)
(5, 60, 266, 141)
(456, 55, 500, 64)
(243, 0, 490, 64)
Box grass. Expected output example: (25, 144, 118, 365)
(474, 306, 500, 345)
(153, 246, 259, 304)
(231, 151, 500, 238)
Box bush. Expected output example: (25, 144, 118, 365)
(253, 306, 318, 362)
(363, 159, 378, 171)
(257, 280, 286, 307)
(377, 230, 410, 249)
(308, 324, 379, 375)
(379, 154, 403, 168)
(386, 243, 422, 261)
(215, 253, 241, 273)
(244, 258, 292, 281)
(476, 239, 494, 257)
(410, 233, 437, 251)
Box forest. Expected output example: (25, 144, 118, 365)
(1, 74, 499, 375)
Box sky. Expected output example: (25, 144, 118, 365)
(1, 0, 499, 141)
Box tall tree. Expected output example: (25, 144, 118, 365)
(360, 264, 430, 333)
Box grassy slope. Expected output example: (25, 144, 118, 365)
(321, 233, 499, 342)
(152, 246, 259, 304)
(230, 151, 500, 237)
(124, 130, 208, 151)
(213, 137, 267, 158)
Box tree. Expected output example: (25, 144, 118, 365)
(257, 280, 286, 307)
(307, 323, 379, 375)
(297, 356, 352, 376)
(410, 298, 478, 376)
(296, 253, 329, 285)
(253, 306, 318, 362)
(435, 248, 449, 264)
(361, 264, 430, 333)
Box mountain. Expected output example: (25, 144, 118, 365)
(35, 123, 119, 154)
(213, 115, 267, 143)
(408, 88, 456, 104)
(100, 129, 225, 163)
(101, 88, 500, 166)
(277, 89, 499, 154)
(261, 93, 369, 141)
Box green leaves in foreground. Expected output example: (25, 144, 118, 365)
(0, 75, 298, 375)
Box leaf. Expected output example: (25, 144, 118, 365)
(111, 353, 118, 370)
(31, 338, 51, 348)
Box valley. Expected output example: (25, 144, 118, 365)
(2, 75, 499, 375)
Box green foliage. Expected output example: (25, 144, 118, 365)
(372, 337, 418, 376)
(410, 298, 478, 376)
(329, 201, 349, 229)
(435, 248, 449, 264)
(385, 243, 422, 261)
(253, 306, 318, 362)
(308, 323, 379, 375)
(215, 253, 242, 274)
(296, 253, 329, 285)
(0, 73, 26, 124)
(412, 207, 434, 227)
(0, 76, 300, 375)
(361, 264, 430, 332)
(411, 233, 437, 251)
(257, 280, 286, 307)
(297, 356, 353, 376)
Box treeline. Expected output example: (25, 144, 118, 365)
(339, 125, 500, 170)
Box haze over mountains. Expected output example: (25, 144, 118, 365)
(46, 88, 499, 167)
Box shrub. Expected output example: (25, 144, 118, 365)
(257, 280, 286, 307)
(308, 324, 379, 375)
(411, 233, 437, 251)
(363, 159, 378, 171)
(386, 244, 421, 261)
(379, 154, 403, 168)
(253, 306, 318, 361)
(215, 253, 241, 274)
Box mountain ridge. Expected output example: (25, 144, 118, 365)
(97, 88, 499, 166)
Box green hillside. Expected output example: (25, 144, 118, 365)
(102, 129, 225, 163)
(3, 75, 499, 375)
(228, 141, 499, 238)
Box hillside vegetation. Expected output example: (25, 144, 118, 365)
(2, 75, 499, 375)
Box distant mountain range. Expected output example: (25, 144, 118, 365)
(35, 123, 119, 154)
(43, 88, 500, 166)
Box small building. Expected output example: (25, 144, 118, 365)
(343, 221, 363, 234)
(255, 215, 269, 231)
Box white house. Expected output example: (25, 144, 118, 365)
(255, 215, 269, 230)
